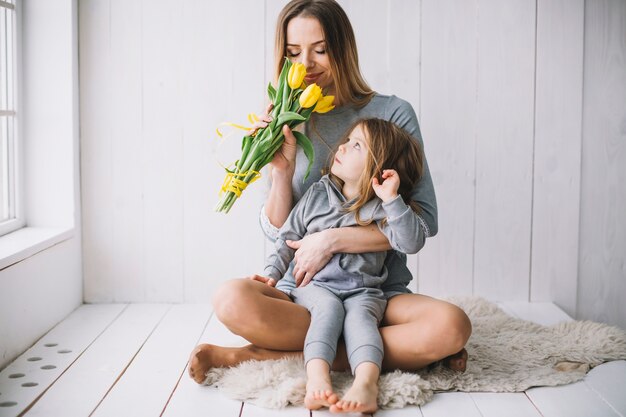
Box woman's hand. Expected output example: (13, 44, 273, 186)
(270, 125, 298, 176)
(372, 169, 400, 203)
(246, 103, 274, 136)
(247, 274, 277, 287)
(287, 230, 334, 287)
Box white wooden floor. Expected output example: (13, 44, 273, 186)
(1, 302, 625, 417)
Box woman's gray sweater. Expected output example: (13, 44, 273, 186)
(259, 93, 438, 296)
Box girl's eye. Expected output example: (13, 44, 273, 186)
(287, 50, 300, 57)
(315, 49, 326, 54)
(354, 142, 361, 150)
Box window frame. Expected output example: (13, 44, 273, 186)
(0, 0, 24, 237)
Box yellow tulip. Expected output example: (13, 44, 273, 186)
(299, 84, 322, 108)
(287, 62, 306, 89)
(313, 95, 335, 114)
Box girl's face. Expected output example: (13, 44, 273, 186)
(331, 124, 369, 185)
(286, 16, 334, 93)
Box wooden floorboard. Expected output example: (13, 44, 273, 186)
(501, 301, 573, 326)
(0, 304, 126, 417)
(469, 393, 542, 417)
(374, 406, 422, 416)
(161, 369, 243, 417)
(2, 301, 623, 417)
(419, 392, 482, 417)
(161, 312, 244, 417)
(22, 304, 170, 417)
(90, 304, 212, 417)
(526, 381, 621, 417)
(242, 403, 311, 416)
(584, 360, 626, 416)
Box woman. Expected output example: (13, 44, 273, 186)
(189, 0, 471, 385)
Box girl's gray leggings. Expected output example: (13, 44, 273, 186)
(291, 284, 387, 373)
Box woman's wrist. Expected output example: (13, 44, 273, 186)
(265, 168, 294, 228)
(324, 225, 392, 254)
(271, 164, 295, 182)
(322, 228, 340, 254)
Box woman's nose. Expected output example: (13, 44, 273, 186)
(301, 50, 314, 69)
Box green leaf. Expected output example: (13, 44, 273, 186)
(300, 106, 315, 119)
(274, 59, 291, 106)
(267, 82, 276, 103)
(292, 130, 315, 182)
(276, 111, 306, 125)
(241, 135, 253, 163)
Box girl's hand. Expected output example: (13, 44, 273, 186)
(269, 125, 297, 176)
(372, 169, 400, 203)
(286, 231, 333, 287)
(247, 274, 277, 287)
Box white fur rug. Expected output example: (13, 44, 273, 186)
(203, 297, 626, 409)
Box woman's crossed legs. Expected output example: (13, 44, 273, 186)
(188, 278, 471, 383)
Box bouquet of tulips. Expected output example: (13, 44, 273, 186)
(215, 59, 335, 213)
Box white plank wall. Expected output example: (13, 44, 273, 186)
(577, 0, 626, 330)
(418, 0, 477, 297)
(80, 0, 115, 301)
(78, 0, 625, 330)
(530, 0, 584, 317)
(110, 0, 145, 301)
(472, 0, 536, 301)
(141, 0, 186, 301)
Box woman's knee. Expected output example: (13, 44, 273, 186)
(212, 279, 256, 325)
(439, 302, 472, 352)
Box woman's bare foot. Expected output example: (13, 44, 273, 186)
(330, 362, 379, 414)
(187, 343, 303, 384)
(442, 348, 468, 372)
(188, 344, 236, 384)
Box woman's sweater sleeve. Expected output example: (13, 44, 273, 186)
(262, 187, 313, 280)
(259, 204, 280, 242)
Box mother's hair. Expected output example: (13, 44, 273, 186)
(274, 0, 374, 107)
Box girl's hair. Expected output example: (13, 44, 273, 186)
(326, 118, 424, 226)
(275, 0, 374, 107)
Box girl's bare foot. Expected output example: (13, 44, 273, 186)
(304, 383, 338, 410)
(330, 362, 379, 414)
(443, 348, 468, 372)
(330, 380, 378, 414)
(304, 359, 338, 410)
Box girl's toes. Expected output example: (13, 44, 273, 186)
(327, 391, 338, 404)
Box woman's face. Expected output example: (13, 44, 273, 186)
(286, 16, 334, 93)
(331, 124, 369, 185)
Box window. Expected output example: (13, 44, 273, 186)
(0, 0, 22, 236)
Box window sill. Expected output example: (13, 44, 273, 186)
(0, 227, 75, 271)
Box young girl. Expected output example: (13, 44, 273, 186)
(260, 117, 424, 413)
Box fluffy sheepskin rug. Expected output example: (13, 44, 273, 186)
(203, 296, 626, 409)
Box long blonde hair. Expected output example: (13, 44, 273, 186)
(275, 0, 374, 107)
(326, 118, 424, 225)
